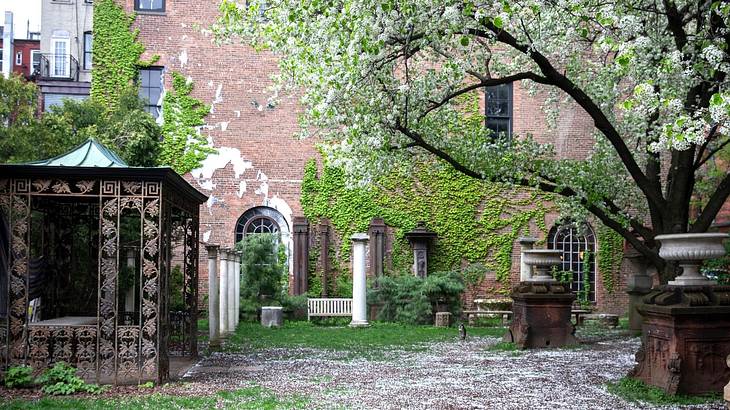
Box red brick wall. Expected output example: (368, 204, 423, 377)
(0, 39, 40, 79)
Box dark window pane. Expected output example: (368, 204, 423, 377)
(136, 0, 164, 11)
(485, 83, 512, 141)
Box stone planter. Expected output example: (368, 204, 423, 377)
(261, 306, 283, 328)
(522, 249, 562, 282)
(655, 233, 728, 286)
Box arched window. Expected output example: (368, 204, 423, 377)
(234, 206, 288, 244)
(548, 223, 596, 302)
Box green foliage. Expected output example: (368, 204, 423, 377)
(138, 381, 155, 389)
(606, 377, 722, 406)
(4, 365, 34, 388)
(368, 271, 464, 325)
(597, 225, 624, 293)
(0, 84, 161, 166)
(236, 233, 290, 321)
(91, 0, 157, 112)
(159, 72, 215, 174)
(302, 160, 553, 289)
(703, 240, 730, 285)
(488, 341, 519, 352)
(169, 265, 185, 311)
(35, 362, 104, 395)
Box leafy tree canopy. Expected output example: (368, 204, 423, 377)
(0, 75, 161, 167)
(218, 0, 730, 279)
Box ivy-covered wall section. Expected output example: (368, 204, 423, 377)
(301, 160, 555, 291)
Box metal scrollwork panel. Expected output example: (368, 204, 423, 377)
(116, 326, 140, 381)
(75, 326, 97, 380)
(141, 198, 160, 378)
(51, 327, 73, 364)
(98, 197, 119, 379)
(8, 194, 30, 365)
(28, 326, 50, 375)
(0, 193, 10, 372)
(184, 217, 199, 357)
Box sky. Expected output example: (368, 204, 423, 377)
(0, 0, 41, 39)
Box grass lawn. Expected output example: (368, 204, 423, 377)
(0, 385, 308, 410)
(223, 320, 505, 358)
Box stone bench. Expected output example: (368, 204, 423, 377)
(307, 298, 352, 320)
(571, 309, 591, 326)
(463, 310, 512, 325)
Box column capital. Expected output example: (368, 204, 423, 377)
(351, 232, 369, 242)
(205, 244, 220, 258)
(518, 237, 539, 247)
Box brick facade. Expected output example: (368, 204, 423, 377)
(118, 0, 629, 314)
(0, 39, 40, 79)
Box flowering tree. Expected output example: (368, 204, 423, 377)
(217, 0, 730, 279)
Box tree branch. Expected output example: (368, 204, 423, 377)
(691, 172, 730, 232)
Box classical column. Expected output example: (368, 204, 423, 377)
(206, 245, 220, 346)
(350, 233, 369, 327)
(293, 217, 310, 295)
(368, 218, 386, 278)
(234, 251, 241, 328)
(219, 249, 229, 334)
(625, 246, 651, 333)
(518, 237, 538, 282)
(227, 249, 236, 332)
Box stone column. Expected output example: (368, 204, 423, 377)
(368, 218, 386, 278)
(625, 247, 651, 333)
(227, 249, 236, 332)
(293, 217, 310, 295)
(350, 233, 369, 327)
(206, 245, 220, 346)
(518, 237, 538, 282)
(234, 251, 241, 328)
(219, 249, 229, 334)
(319, 219, 331, 297)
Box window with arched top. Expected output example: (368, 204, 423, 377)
(234, 206, 289, 244)
(548, 223, 597, 302)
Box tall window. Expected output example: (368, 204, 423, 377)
(485, 83, 513, 141)
(138, 67, 163, 119)
(83, 32, 92, 70)
(15, 52, 22, 66)
(548, 223, 597, 302)
(51, 34, 70, 78)
(135, 0, 165, 11)
(31, 50, 41, 74)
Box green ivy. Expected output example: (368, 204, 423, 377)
(301, 160, 555, 288)
(91, 0, 158, 111)
(597, 225, 624, 293)
(159, 72, 215, 174)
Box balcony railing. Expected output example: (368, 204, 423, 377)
(36, 53, 80, 81)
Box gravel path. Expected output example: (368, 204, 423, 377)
(179, 335, 726, 410)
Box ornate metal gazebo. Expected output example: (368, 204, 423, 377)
(0, 139, 206, 384)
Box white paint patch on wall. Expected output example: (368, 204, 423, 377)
(199, 179, 215, 191)
(254, 170, 269, 198)
(191, 147, 253, 180)
(214, 84, 223, 104)
(220, 121, 229, 131)
(237, 181, 247, 198)
(179, 49, 188, 67)
(202, 230, 211, 242)
(205, 195, 222, 215)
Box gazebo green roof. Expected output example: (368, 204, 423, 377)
(26, 138, 129, 167)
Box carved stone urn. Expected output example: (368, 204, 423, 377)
(522, 249, 562, 282)
(655, 233, 728, 286)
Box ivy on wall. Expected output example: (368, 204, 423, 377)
(597, 225, 624, 293)
(301, 159, 555, 288)
(159, 72, 215, 174)
(91, 0, 158, 111)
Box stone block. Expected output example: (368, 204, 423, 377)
(435, 312, 451, 327)
(583, 313, 619, 328)
(504, 282, 577, 349)
(261, 306, 283, 328)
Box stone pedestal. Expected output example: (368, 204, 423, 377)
(261, 306, 283, 328)
(504, 282, 577, 349)
(219, 249, 229, 334)
(725, 354, 730, 409)
(435, 312, 451, 327)
(350, 233, 369, 327)
(518, 237, 538, 282)
(206, 245, 220, 346)
(631, 285, 730, 395)
(625, 246, 652, 333)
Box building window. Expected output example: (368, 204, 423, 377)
(138, 67, 163, 119)
(0, 49, 3, 72)
(485, 83, 513, 141)
(31, 50, 41, 74)
(234, 207, 290, 244)
(15, 52, 22, 66)
(135, 0, 165, 12)
(83, 32, 92, 70)
(548, 223, 597, 302)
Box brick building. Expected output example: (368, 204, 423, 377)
(50, 0, 650, 314)
(0, 38, 41, 80)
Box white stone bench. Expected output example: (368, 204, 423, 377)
(307, 298, 353, 321)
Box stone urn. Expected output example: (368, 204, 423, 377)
(522, 249, 562, 282)
(655, 233, 728, 286)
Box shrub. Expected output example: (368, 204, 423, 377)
(5, 365, 33, 388)
(35, 362, 104, 395)
(369, 271, 464, 325)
